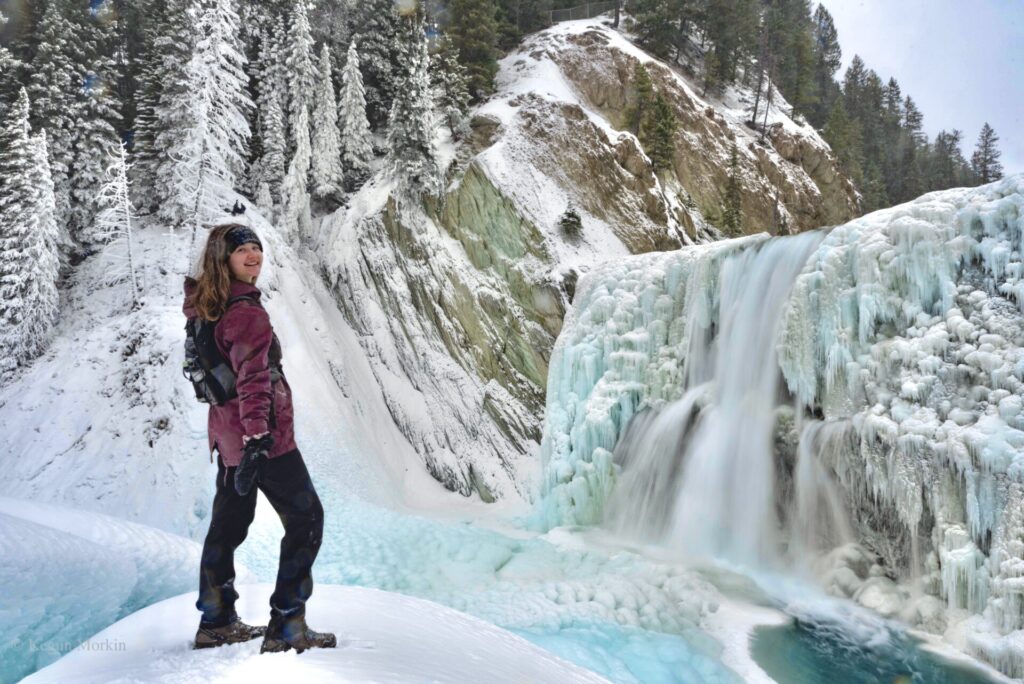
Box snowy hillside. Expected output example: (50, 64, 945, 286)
(535, 174, 1024, 676)
(311, 16, 857, 501)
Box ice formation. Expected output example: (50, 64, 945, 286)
(0, 496, 242, 682)
(536, 175, 1024, 675)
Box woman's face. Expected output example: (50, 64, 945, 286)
(227, 242, 262, 283)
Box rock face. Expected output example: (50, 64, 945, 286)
(547, 25, 859, 234)
(313, 18, 858, 501)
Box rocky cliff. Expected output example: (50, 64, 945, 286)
(313, 17, 858, 501)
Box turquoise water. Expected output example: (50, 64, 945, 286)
(751, 619, 1001, 684)
(235, 493, 1005, 683)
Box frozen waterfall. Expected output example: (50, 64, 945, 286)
(536, 176, 1024, 676)
(602, 232, 827, 568)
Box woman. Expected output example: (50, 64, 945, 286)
(182, 223, 335, 654)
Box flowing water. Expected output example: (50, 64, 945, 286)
(605, 232, 840, 570)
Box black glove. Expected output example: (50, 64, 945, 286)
(234, 433, 274, 496)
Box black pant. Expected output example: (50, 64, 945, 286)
(196, 448, 324, 627)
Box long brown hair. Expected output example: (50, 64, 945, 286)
(191, 223, 259, 321)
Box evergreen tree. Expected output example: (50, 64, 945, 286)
(348, 0, 405, 129)
(700, 0, 759, 90)
(285, 0, 317, 141)
(643, 92, 677, 172)
(822, 99, 862, 185)
(27, 0, 81, 231)
(721, 142, 742, 235)
(339, 41, 374, 191)
(430, 39, 471, 140)
(387, 11, 440, 199)
(446, 0, 499, 102)
(930, 129, 969, 190)
(0, 90, 60, 382)
(785, 16, 816, 119)
(158, 0, 252, 230)
(249, 17, 289, 204)
(860, 161, 888, 212)
(903, 95, 925, 144)
(879, 77, 904, 201)
(30, 131, 69, 275)
(495, 0, 550, 43)
(281, 103, 312, 239)
(258, 87, 288, 206)
(133, 0, 193, 212)
(628, 62, 654, 137)
(628, 0, 693, 62)
(809, 3, 841, 127)
(0, 11, 25, 117)
(311, 44, 344, 200)
(94, 143, 142, 305)
(971, 123, 1003, 184)
(70, 1, 123, 251)
(841, 55, 867, 121)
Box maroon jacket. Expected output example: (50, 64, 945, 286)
(183, 277, 298, 467)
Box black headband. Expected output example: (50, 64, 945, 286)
(226, 226, 262, 252)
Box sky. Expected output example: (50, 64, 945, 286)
(817, 0, 1023, 176)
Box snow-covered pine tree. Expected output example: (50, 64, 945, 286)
(69, 0, 123, 253)
(27, 0, 80, 232)
(259, 87, 288, 207)
(387, 11, 440, 200)
(249, 17, 289, 207)
(0, 12, 24, 117)
(281, 103, 312, 240)
(339, 41, 374, 191)
(284, 0, 317, 153)
(133, 0, 194, 213)
(30, 130, 69, 277)
(95, 143, 142, 306)
(158, 0, 252, 232)
(311, 43, 344, 201)
(348, 0, 404, 129)
(430, 40, 470, 140)
(0, 89, 60, 383)
(254, 181, 274, 217)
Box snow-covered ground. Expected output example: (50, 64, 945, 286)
(22, 584, 610, 684)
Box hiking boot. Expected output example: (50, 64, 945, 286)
(260, 613, 337, 654)
(193, 615, 267, 649)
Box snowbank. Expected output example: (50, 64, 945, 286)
(24, 583, 610, 684)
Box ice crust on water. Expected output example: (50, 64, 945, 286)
(0, 497, 238, 683)
(536, 175, 1024, 675)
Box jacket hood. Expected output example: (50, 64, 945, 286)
(183, 276, 262, 319)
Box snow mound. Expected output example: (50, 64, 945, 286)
(24, 583, 611, 684)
